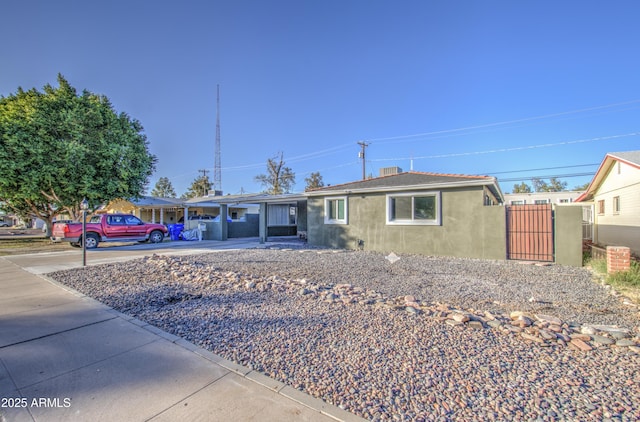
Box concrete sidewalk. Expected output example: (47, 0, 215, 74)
(0, 245, 364, 421)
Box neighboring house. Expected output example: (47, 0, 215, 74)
(104, 195, 260, 240)
(0, 211, 18, 227)
(576, 150, 640, 256)
(104, 196, 259, 225)
(504, 191, 584, 205)
(305, 171, 507, 260)
(106, 197, 184, 224)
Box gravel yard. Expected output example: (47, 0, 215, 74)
(49, 247, 640, 421)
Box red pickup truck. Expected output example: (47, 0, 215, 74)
(52, 214, 168, 249)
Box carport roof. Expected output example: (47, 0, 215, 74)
(131, 196, 183, 207)
(214, 193, 306, 204)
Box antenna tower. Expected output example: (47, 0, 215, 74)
(213, 84, 222, 194)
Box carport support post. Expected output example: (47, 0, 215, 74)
(259, 202, 267, 244)
(220, 204, 228, 241)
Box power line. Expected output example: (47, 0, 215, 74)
(212, 99, 638, 174)
(221, 143, 354, 172)
(366, 99, 640, 144)
(220, 100, 639, 173)
(216, 129, 633, 188)
(168, 99, 639, 190)
(369, 132, 640, 163)
(485, 163, 599, 175)
(498, 172, 595, 183)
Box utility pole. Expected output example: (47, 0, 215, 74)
(198, 169, 210, 196)
(357, 141, 370, 180)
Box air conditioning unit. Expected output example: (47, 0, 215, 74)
(379, 166, 403, 176)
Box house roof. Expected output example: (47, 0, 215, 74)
(130, 171, 505, 207)
(610, 150, 640, 167)
(575, 150, 640, 202)
(306, 171, 504, 201)
(124, 193, 291, 208)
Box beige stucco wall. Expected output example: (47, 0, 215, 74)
(593, 161, 640, 255)
(308, 187, 506, 260)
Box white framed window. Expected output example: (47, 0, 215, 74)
(386, 192, 441, 225)
(324, 197, 348, 224)
(597, 200, 605, 215)
(613, 196, 620, 214)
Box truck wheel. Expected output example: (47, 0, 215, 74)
(84, 233, 99, 249)
(149, 230, 164, 244)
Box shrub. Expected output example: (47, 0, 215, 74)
(608, 260, 640, 288)
(588, 258, 607, 275)
(588, 258, 640, 303)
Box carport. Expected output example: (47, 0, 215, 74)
(216, 193, 307, 243)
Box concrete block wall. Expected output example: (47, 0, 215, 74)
(606, 246, 631, 273)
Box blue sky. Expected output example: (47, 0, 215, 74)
(2, 1, 639, 196)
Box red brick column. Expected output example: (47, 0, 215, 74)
(606, 246, 631, 274)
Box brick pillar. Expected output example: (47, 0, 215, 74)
(606, 246, 631, 274)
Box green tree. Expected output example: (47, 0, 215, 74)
(546, 177, 568, 192)
(151, 177, 177, 198)
(573, 182, 590, 191)
(0, 74, 156, 235)
(254, 152, 295, 194)
(512, 182, 532, 193)
(304, 171, 325, 191)
(182, 175, 212, 199)
(531, 178, 547, 192)
(533, 177, 567, 192)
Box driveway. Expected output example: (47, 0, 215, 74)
(3, 238, 264, 275)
